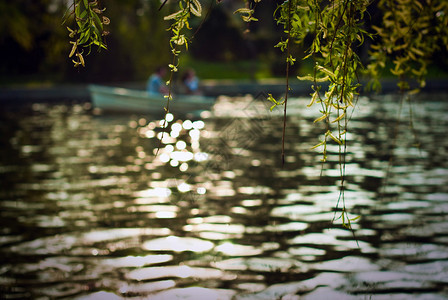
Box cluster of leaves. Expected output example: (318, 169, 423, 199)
(367, 0, 448, 92)
(271, 0, 371, 162)
(64, 0, 109, 67)
(234, 0, 261, 22)
(235, 0, 372, 229)
(234, 0, 447, 229)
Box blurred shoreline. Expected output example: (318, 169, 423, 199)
(1, 78, 447, 102)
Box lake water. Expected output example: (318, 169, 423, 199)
(1, 92, 448, 299)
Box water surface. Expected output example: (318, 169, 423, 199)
(1, 93, 448, 299)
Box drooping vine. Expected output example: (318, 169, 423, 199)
(154, 0, 203, 155)
(162, 0, 202, 106)
(63, 0, 109, 67)
(263, 0, 371, 228)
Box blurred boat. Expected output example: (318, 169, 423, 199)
(88, 84, 215, 115)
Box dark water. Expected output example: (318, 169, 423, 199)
(1, 93, 448, 299)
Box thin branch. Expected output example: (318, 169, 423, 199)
(281, 0, 292, 167)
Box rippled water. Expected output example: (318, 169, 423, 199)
(1, 92, 448, 299)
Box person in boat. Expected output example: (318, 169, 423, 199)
(181, 69, 201, 95)
(147, 66, 169, 95)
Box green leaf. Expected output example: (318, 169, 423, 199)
(313, 113, 328, 123)
(350, 216, 361, 222)
(311, 140, 325, 149)
(92, 11, 103, 31)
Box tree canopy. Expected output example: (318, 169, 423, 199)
(2, 0, 447, 84)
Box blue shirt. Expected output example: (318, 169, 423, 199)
(185, 77, 199, 92)
(147, 74, 164, 94)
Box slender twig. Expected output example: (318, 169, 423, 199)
(281, 0, 292, 167)
(155, 45, 179, 157)
(155, 0, 212, 157)
(328, 0, 349, 70)
(159, 0, 169, 11)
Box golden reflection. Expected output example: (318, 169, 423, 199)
(154, 211, 177, 218)
(196, 187, 206, 194)
(188, 215, 232, 223)
(142, 236, 214, 252)
(159, 153, 170, 163)
(102, 254, 173, 267)
(193, 120, 205, 129)
(177, 182, 191, 192)
(126, 265, 223, 281)
(230, 206, 247, 214)
(119, 280, 176, 295)
(170, 151, 193, 161)
(175, 140, 186, 150)
(182, 120, 193, 130)
(237, 186, 272, 194)
(138, 118, 146, 126)
(133, 188, 171, 198)
(140, 116, 210, 173)
(165, 113, 174, 122)
(128, 120, 138, 128)
(241, 199, 262, 207)
(194, 152, 208, 161)
(215, 242, 263, 256)
(171, 122, 182, 132)
(170, 130, 180, 138)
(179, 162, 188, 172)
(189, 129, 201, 140)
(182, 223, 245, 234)
(288, 247, 326, 261)
(157, 133, 176, 143)
(128, 204, 178, 213)
(145, 130, 155, 138)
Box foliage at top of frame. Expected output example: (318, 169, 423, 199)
(64, 0, 109, 67)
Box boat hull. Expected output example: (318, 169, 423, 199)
(88, 85, 215, 115)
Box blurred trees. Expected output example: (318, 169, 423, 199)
(0, 0, 68, 80)
(0, 0, 171, 83)
(72, 0, 172, 82)
(1, 0, 447, 84)
(0, 0, 297, 83)
(189, 0, 302, 77)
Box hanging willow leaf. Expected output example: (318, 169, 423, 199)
(307, 90, 319, 107)
(314, 113, 329, 123)
(189, 0, 202, 17)
(68, 41, 77, 57)
(331, 111, 346, 123)
(316, 66, 336, 79)
(76, 52, 85, 66)
(164, 10, 183, 20)
(327, 131, 343, 145)
(311, 140, 325, 150)
(297, 75, 329, 82)
(234, 8, 257, 22)
(234, 8, 253, 14)
(65, 0, 109, 67)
